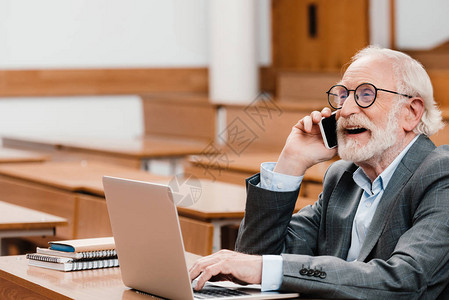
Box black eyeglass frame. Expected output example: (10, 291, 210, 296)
(326, 82, 413, 110)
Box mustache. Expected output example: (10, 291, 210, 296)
(337, 114, 376, 133)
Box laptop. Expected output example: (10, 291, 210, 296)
(103, 176, 300, 300)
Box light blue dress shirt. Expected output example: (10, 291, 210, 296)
(259, 135, 419, 291)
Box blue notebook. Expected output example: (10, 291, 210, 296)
(49, 237, 115, 253)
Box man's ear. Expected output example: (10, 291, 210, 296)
(402, 97, 424, 132)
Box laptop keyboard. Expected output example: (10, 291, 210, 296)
(193, 285, 250, 299)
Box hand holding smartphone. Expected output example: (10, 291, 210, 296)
(319, 111, 338, 149)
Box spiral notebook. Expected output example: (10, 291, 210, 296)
(36, 247, 117, 259)
(27, 256, 119, 271)
(103, 176, 300, 300)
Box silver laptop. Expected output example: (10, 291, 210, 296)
(103, 176, 300, 300)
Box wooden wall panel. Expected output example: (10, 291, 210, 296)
(272, 0, 369, 71)
(0, 68, 208, 97)
(0, 68, 283, 98)
(429, 70, 449, 107)
(405, 42, 449, 69)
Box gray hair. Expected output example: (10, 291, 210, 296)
(351, 46, 444, 136)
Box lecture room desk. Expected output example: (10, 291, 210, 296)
(0, 255, 321, 299)
(0, 161, 315, 253)
(0, 253, 201, 300)
(2, 134, 210, 173)
(0, 148, 49, 163)
(0, 161, 169, 241)
(187, 151, 335, 199)
(0, 201, 67, 255)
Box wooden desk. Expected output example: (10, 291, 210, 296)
(0, 148, 49, 163)
(187, 151, 334, 198)
(0, 161, 169, 240)
(176, 179, 315, 252)
(0, 201, 67, 255)
(0, 161, 316, 255)
(0, 253, 200, 300)
(2, 135, 210, 174)
(0, 161, 169, 197)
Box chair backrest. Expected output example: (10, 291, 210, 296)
(142, 93, 217, 142)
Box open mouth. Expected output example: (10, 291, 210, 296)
(346, 127, 368, 135)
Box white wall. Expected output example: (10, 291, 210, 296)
(0, 0, 271, 69)
(0, 96, 143, 139)
(396, 0, 449, 50)
(369, 0, 391, 48)
(0, 0, 271, 143)
(0, 0, 209, 68)
(368, 0, 449, 50)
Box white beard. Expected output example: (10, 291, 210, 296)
(337, 104, 402, 164)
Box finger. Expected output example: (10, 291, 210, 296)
(293, 118, 305, 131)
(302, 116, 312, 132)
(311, 111, 323, 124)
(189, 250, 234, 281)
(321, 107, 332, 118)
(189, 255, 219, 281)
(189, 262, 201, 281)
(194, 262, 226, 290)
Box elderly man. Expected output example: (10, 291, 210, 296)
(189, 46, 449, 299)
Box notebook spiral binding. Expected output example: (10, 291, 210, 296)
(80, 249, 117, 259)
(26, 253, 62, 263)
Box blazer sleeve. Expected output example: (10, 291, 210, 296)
(235, 173, 323, 256)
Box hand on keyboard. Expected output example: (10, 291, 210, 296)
(189, 249, 262, 291)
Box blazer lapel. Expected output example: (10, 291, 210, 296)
(326, 169, 362, 259)
(357, 135, 436, 261)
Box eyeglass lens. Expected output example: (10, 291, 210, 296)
(328, 83, 376, 109)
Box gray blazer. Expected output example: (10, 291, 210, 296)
(235, 135, 449, 299)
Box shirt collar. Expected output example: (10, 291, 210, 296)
(353, 135, 420, 195)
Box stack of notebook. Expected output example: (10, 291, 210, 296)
(26, 237, 119, 272)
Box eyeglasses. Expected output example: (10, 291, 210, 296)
(326, 82, 413, 110)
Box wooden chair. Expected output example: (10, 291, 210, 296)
(179, 216, 214, 256)
(277, 71, 341, 104)
(141, 93, 217, 143)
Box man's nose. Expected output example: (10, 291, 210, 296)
(339, 92, 361, 118)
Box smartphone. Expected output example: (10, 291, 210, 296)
(319, 112, 337, 149)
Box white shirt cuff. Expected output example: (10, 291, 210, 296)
(259, 162, 303, 192)
(261, 255, 283, 291)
